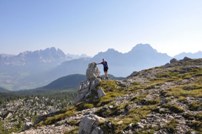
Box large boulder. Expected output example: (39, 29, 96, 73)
(86, 62, 100, 80)
(79, 114, 105, 134)
(75, 62, 105, 103)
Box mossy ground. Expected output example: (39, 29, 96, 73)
(39, 106, 76, 126)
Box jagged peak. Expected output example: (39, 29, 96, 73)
(106, 48, 118, 53)
(17, 47, 66, 57)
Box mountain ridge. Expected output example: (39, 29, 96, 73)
(0, 86, 9, 93)
(1, 44, 202, 91)
(175, 51, 202, 60)
(51, 43, 172, 78)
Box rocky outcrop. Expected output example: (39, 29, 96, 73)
(170, 58, 178, 64)
(86, 62, 100, 81)
(75, 62, 106, 103)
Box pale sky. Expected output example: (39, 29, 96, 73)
(0, 0, 202, 56)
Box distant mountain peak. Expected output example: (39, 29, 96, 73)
(130, 44, 155, 53)
(17, 47, 66, 57)
(45, 47, 57, 51)
(104, 48, 122, 55)
(106, 48, 117, 52)
(93, 48, 122, 60)
(175, 51, 202, 60)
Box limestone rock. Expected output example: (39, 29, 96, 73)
(6, 112, 13, 119)
(89, 78, 101, 90)
(97, 88, 106, 98)
(91, 127, 103, 134)
(86, 62, 100, 80)
(79, 114, 105, 134)
(75, 62, 105, 103)
(23, 122, 33, 130)
(75, 80, 91, 103)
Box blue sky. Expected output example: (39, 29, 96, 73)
(0, 0, 202, 56)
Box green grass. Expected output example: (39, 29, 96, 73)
(163, 104, 184, 113)
(107, 105, 157, 133)
(187, 120, 202, 132)
(167, 87, 202, 98)
(183, 112, 202, 121)
(40, 107, 76, 126)
(76, 102, 95, 111)
(163, 119, 178, 133)
(95, 103, 127, 117)
(127, 82, 144, 91)
(0, 119, 23, 134)
(183, 84, 202, 91)
(188, 102, 202, 111)
(64, 127, 79, 134)
(96, 91, 123, 107)
(0, 121, 6, 134)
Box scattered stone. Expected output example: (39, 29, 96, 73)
(79, 114, 105, 134)
(23, 122, 33, 130)
(6, 112, 13, 119)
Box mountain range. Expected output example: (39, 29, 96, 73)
(0, 48, 88, 90)
(0, 86, 9, 93)
(49, 44, 172, 79)
(0, 44, 202, 91)
(175, 51, 202, 60)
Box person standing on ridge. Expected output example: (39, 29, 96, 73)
(97, 59, 109, 79)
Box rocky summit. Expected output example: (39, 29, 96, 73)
(13, 57, 202, 134)
(74, 62, 106, 104)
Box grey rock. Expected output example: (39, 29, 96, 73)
(75, 62, 105, 103)
(86, 62, 100, 81)
(91, 127, 103, 134)
(164, 63, 171, 68)
(97, 88, 106, 98)
(6, 112, 13, 119)
(75, 80, 91, 103)
(90, 78, 101, 90)
(79, 114, 105, 134)
(183, 56, 192, 61)
(170, 58, 178, 64)
(24, 122, 33, 130)
(128, 71, 138, 78)
(136, 122, 144, 128)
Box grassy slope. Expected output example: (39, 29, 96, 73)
(33, 58, 202, 133)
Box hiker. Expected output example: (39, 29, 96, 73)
(97, 59, 109, 79)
